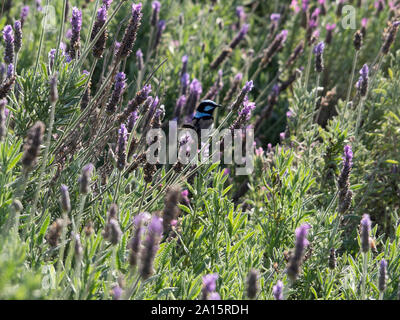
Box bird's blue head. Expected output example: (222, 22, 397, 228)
(194, 100, 222, 119)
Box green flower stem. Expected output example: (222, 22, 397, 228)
(361, 251, 368, 300)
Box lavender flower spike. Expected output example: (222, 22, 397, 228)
(338, 145, 353, 213)
(139, 215, 163, 279)
(3, 25, 14, 65)
(69, 7, 82, 59)
(151, 1, 161, 26)
(356, 64, 369, 97)
(229, 23, 249, 49)
(116, 124, 128, 171)
(273, 280, 284, 300)
(14, 21, 22, 53)
(378, 259, 387, 293)
(201, 273, 219, 299)
(107, 72, 126, 114)
(91, 5, 108, 58)
(313, 41, 325, 72)
(360, 214, 371, 253)
(287, 223, 311, 281)
(117, 3, 142, 59)
(153, 20, 166, 51)
(229, 80, 254, 113)
(20, 6, 30, 27)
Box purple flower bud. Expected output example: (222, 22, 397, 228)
(361, 18, 368, 28)
(379, 258, 387, 292)
(71, 7, 82, 33)
(326, 23, 336, 31)
(127, 111, 138, 133)
(287, 223, 311, 281)
(173, 95, 186, 120)
(107, 72, 126, 114)
(244, 80, 254, 93)
(3, 25, 14, 65)
(116, 124, 128, 170)
(36, 0, 43, 12)
(234, 73, 243, 82)
(202, 273, 218, 293)
(236, 6, 245, 20)
(229, 23, 249, 49)
(356, 64, 368, 96)
(313, 41, 325, 54)
(302, 0, 309, 12)
(270, 13, 281, 22)
(103, 0, 113, 9)
(208, 292, 221, 300)
(14, 21, 22, 53)
(69, 7, 82, 59)
(238, 100, 256, 121)
(20, 6, 30, 24)
(111, 285, 122, 300)
(360, 214, 371, 253)
(7, 64, 13, 78)
(153, 20, 166, 50)
(117, 3, 142, 59)
(180, 73, 190, 95)
(273, 280, 284, 300)
(151, 1, 161, 26)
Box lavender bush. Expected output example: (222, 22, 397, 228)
(0, 0, 399, 301)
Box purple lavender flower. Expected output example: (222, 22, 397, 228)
(116, 124, 128, 170)
(14, 21, 22, 53)
(107, 72, 126, 114)
(184, 79, 202, 119)
(313, 41, 325, 72)
(127, 111, 138, 133)
(302, 0, 309, 12)
(360, 214, 371, 253)
(270, 13, 281, 23)
(378, 259, 387, 293)
(325, 23, 336, 44)
(287, 223, 311, 281)
(69, 7, 82, 59)
(208, 292, 221, 300)
(3, 25, 14, 65)
(180, 73, 190, 95)
(151, 1, 161, 26)
(90, 5, 108, 58)
(20, 6, 29, 26)
(338, 144, 353, 213)
(356, 64, 368, 96)
(111, 285, 122, 300)
(273, 280, 284, 300)
(153, 20, 166, 50)
(181, 55, 188, 75)
(139, 215, 163, 279)
(36, 0, 43, 12)
(128, 212, 146, 267)
(236, 6, 246, 29)
(136, 49, 144, 70)
(229, 23, 249, 49)
(103, 0, 113, 9)
(117, 3, 142, 59)
(7, 64, 13, 78)
(173, 95, 186, 121)
(261, 30, 288, 67)
(202, 273, 218, 293)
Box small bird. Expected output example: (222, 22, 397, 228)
(183, 100, 222, 135)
